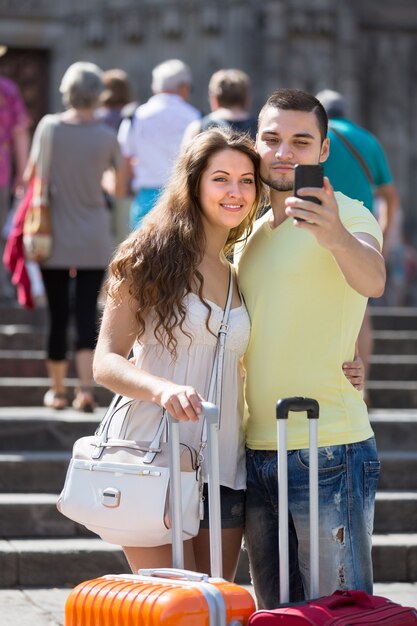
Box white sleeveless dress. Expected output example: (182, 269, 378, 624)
(111, 292, 250, 490)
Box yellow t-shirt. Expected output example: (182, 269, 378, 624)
(237, 192, 383, 451)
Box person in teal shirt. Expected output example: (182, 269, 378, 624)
(316, 89, 397, 227)
(316, 89, 399, 403)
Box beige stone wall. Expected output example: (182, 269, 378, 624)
(1, 0, 417, 232)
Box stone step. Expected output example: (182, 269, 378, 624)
(0, 302, 103, 327)
(0, 489, 413, 539)
(0, 325, 46, 350)
(1, 377, 416, 409)
(2, 350, 417, 382)
(367, 381, 417, 409)
(0, 378, 113, 407)
(0, 306, 414, 331)
(369, 355, 417, 381)
(2, 331, 415, 359)
(373, 330, 417, 355)
(0, 538, 130, 588)
(0, 451, 71, 493)
(0, 408, 414, 452)
(1, 326, 416, 356)
(0, 408, 102, 452)
(0, 493, 92, 538)
(0, 449, 416, 494)
(371, 307, 417, 331)
(375, 491, 417, 533)
(1, 534, 414, 588)
(371, 534, 417, 583)
(378, 451, 417, 490)
(0, 304, 47, 327)
(371, 410, 417, 451)
(0, 351, 77, 378)
(0, 326, 80, 351)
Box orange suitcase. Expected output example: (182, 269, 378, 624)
(65, 571, 255, 625)
(64, 403, 255, 625)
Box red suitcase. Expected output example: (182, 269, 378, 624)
(65, 402, 256, 626)
(247, 397, 417, 626)
(249, 589, 417, 624)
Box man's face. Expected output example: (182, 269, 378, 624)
(256, 107, 329, 192)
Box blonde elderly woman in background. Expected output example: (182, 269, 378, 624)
(25, 61, 123, 411)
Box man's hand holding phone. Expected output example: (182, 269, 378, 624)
(294, 164, 324, 208)
(285, 164, 347, 251)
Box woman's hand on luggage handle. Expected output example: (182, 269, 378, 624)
(342, 354, 365, 391)
(158, 382, 204, 422)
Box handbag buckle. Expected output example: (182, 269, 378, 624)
(101, 487, 121, 508)
(218, 322, 229, 334)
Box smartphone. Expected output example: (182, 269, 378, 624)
(294, 164, 324, 205)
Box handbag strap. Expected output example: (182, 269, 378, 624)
(207, 264, 234, 407)
(200, 264, 234, 447)
(35, 115, 57, 204)
(329, 125, 374, 186)
(92, 392, 167, 461)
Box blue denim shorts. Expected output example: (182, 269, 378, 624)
(200, 484, 245, 529)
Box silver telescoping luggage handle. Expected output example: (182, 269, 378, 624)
(138, 403, 226, 626)
(167, 401, 223, 578)
(276, 397, 320, 604)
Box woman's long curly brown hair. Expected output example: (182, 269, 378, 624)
(107, 128, 264, 357)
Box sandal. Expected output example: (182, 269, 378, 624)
(72, 387, 96, 413)
(43, 389, 68, 411)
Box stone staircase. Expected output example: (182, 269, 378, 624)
(0, 303, 416, 588)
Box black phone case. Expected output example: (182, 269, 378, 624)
(294, 164, 323, 205)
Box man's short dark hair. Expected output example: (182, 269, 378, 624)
(258, 88, 328, 142)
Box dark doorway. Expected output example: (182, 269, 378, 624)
(0, 47, 50, 133)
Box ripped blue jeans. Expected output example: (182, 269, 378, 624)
(244, 438, 380, 609)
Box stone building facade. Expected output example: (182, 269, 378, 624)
(0, 0, 416, 239)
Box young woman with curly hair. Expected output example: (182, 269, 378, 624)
(93, 127, 264, 580)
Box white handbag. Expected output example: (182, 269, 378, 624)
(57, 401, 202, 546)
(57, 267, 234, 547)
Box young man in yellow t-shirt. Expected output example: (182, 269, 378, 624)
(237, 89, 385, 609)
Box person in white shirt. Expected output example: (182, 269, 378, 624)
(117, 59, 201, 230)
